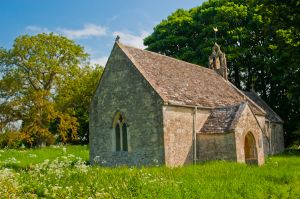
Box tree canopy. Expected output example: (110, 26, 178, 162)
(0, 33, 102, 146)
(144, 0, 300, 146)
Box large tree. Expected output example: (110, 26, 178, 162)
(144, 0, 300, 146)
(0, 33, 100, 146)
(55, 64, 103, 143)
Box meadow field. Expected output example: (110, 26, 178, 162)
(0, 145, 299, 198)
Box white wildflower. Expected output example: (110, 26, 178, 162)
(68, 154, 75, 158)
(93, 156, 100, 164)
(74, 160, 88, 173)
(62, 147, 67, 153)
(52, 185, 61, 191)
(28, 154, 37, 158)
(3, 157, 20, 164)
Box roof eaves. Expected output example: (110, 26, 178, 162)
(200, 131, 234, 134)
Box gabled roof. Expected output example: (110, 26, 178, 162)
(200, 103, 245, 133)
(243, 91, 283, 123)
(117, 42, 265, 115)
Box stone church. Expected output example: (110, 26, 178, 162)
(89, 39, 284, 167)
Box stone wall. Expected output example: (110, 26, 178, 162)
(197, 133, 237, 162)
(162, 106, 210, 166)
(262, 128, 270, 156)
(255, 115, 275, 156)
(256, 115, 266, 130)
(234, 104, 265, 165)
(90, 43, 164, 166)
(269, 123, 285, 154)
(259, 121, 284, 156)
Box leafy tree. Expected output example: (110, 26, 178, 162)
(259, 0, 300, 143)
(55, 64, 103, 144)
(144, 0, 300, 146)
(0, 33, 93, 146)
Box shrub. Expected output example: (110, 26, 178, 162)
(0, 131, 25, 149)
(24, 131, 56, 148)
(0, 130, 57, 149)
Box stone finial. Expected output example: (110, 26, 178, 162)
(115, 35, 120, 42)
(209, 43, 228, 80)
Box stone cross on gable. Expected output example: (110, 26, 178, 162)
(209, 43, 228, 80)
(115, 35, 120, 42)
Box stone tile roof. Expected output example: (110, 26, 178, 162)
(117, 42, 265, 115)
(200, 103, 244, 133)
(243, 91, 283, 123)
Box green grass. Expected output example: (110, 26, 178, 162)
(0, 146, 299, 198)
(0, 145, 88, 169)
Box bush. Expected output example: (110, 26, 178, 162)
(0, 131, 25, 149)
(0, 130, 56, 149)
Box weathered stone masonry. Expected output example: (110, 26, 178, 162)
(90, 41, 284, 167)
(90, 43, 165, 166)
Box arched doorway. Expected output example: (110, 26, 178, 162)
(244, 132, 258, 164)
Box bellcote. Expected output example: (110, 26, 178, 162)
(209, 43, 228, 80)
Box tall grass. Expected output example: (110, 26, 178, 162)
(0, 145, 88, 169)
(0, 146, 299, 198)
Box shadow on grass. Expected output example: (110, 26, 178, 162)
(0, 163, 28, 171)
(280, 149, 300, 157)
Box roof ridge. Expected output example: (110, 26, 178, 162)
(114, 41, 266, 110)
(117, 41, 215, 74)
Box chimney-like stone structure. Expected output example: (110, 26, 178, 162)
(209, 43, 228, 80)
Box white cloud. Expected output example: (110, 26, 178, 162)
(90, 56, 109, 66)
(57, 24, 107, 39)
(26, 26, 50, 34)
(26, 24, 107, 39)
(113, 31, 150, 49)
(24, 25, 150, 66)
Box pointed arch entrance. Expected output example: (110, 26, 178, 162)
(244, 132, 258, 164)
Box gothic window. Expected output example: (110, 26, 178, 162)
(113, 113, 128, 152)
(115, 123, 121, 151)
(122, 123, 128, 151)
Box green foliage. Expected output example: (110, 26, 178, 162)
(0, 131, 25, 149)
(0, 146, 299, 198)
(289, 124, 300, 147)
(144, 0, 300, 146)
(55, 65, 104, 143)
(0, 145, 88, 169)
(0, 33, 102, 146)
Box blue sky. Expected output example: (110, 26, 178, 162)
(0, 0, 205, 66)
